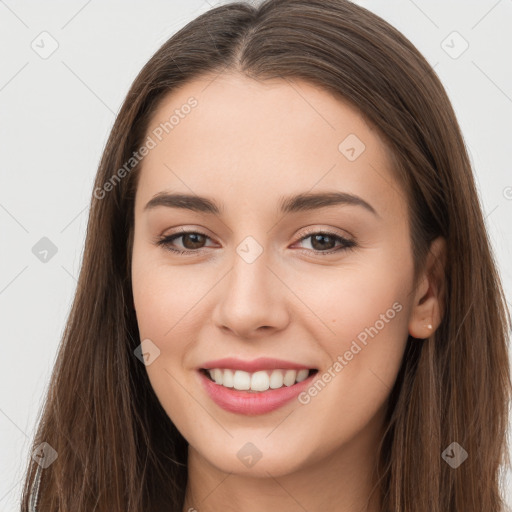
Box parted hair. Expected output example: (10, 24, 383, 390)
(21, 1, 511, 511)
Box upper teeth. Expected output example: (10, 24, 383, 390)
(206, 368, 310, 392)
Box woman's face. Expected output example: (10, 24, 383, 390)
(131, 72, 430, 478)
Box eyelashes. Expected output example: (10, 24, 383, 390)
(155, 231, 213, 256)
(154, 229, 357, 257)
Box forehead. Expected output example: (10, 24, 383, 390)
(135, 72, 404, 220)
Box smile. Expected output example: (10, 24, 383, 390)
(197, 368, 319, 415)
(201, 368, 317, 392)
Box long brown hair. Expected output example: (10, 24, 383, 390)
(20, 0, 512, 510)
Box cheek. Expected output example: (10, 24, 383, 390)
(293, 308, 407, 459)
(131, 248, 207, 339)
(131, 257, 204, 432)
(294, 260, 409, 421)
(293, 256, 408, 349)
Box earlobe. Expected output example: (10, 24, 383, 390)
(408, 236, 447, 339)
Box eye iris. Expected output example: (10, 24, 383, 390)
(181, 233, 205, 249)
(310, 234, 335, 251)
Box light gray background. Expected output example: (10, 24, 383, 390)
(1, 0, 511, 510)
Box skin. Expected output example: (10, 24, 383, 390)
(131, 72, 446, 512)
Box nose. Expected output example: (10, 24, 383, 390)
(212, 246, 290, 339)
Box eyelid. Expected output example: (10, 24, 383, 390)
(294, 225, 354, 241)
(292, 228, 356, 256)
(160, 225, 354, 243)
(155, 227, 215, 251)
(155, 225, 356, 255)
(157, 226, 216, 243)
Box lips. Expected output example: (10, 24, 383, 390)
(196, 357, 319, 414)
(199, 357, 316, 373)
(197, 367, 319, 415)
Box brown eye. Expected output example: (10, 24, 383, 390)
(295, 231, 356, 256)
(156, 231, 213, 254)
(179, 232, 207, 250)
(310, 233, 337, 251)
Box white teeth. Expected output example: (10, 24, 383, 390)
(283, 369, 296, 386)
(233, 370, 251, 390)
(251, 370, 270, 391)
(295, 369, 309, 382)
(222, 369, 234, 388)
(269, 370, 284, 389)
(206, 368, 312, 392)
(212, 368, 223, 385)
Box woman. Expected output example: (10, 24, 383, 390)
(21, 0, 511, 510)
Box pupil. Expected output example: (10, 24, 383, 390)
(184, 233, 205, 249)
(312, 234, 334, 250)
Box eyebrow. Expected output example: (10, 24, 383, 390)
(144, 191, 379, 217)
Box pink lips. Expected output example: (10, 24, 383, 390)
(197, 365, 318, 415)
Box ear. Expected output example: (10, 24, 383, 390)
(408, 236, 447, 339)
